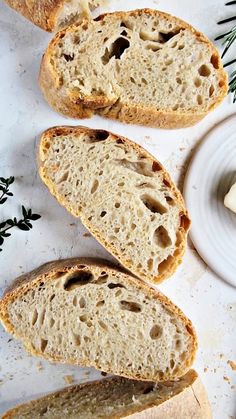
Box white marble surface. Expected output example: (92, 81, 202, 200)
(0, 0, 236, 417)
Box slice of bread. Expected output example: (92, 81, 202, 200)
(0, 258, 197, 382)
(4, 0, 106, 32)
(39, 8, 227, 128)
(39, 126, 190, 284)
(3, 370, 212, 419)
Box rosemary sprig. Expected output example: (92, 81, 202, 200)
(215, 2, 236, 101)
(0, 206, 41, 252)
(0, 176, 14, 205)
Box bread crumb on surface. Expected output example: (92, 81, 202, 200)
(64, 375, 74, 384)
(83, 232, 92, 237)
(36, 362, 43, 371)
(204, 367, 208, 373)
(227, 360, 236, 371)
(223, 376, 230, 382)
(220, 353, 224, 359)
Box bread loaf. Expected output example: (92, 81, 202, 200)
(0, 258, 197, 382)
(4, 0, 106, 31)
(39, 8, 227, 128)
(3, 370, 211, 419)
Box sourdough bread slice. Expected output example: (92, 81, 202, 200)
(39, 126, 190, 284)
(3, 370, 212, 419)
(39, 8, 227, 128)
(4, 0, 106, 32)
(0, 258, 197, 382)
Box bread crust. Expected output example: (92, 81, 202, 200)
(4, 0, 63, 31)
(2, 371, 211, 419)
(39, 8, 228, 128)
(0, 258, 197, 382)
(38, 125, 190, 285)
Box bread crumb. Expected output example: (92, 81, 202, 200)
(83, 232, 92, 237)
(231, 385, 235, 389)
(227, 360, 236, 371)
(69, 223, 76, 226)
(64, 375, 74, 384)
(219, 353, 224, 359)
(204, 367, 208, 373)
(223, 376, 230, 382)
(36, 362, 43, 371)
(101, 371, 107, 376)
(213, 368, 217, 373)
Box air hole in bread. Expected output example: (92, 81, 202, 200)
(209, 85, 215, 97)
(165, 58, 173, 65)
(49, 318, 55, 327)
(136, 182, 155, 189)
(100, 211, 107, 218)
(72, 332, 81, 346)
(131, 223, 136, 230)
(147, 258, 153, 271)
(165, 196, 175, 206)
(31, 308, 38, 326)
(115, 202, 120, 208)
(154, 226, 172, 248)
(194, 77, 201, 87)
(40, 407, 48, 415)
(96, 300, 105, 307)
(170, 359, 175, 369)
(121, 30, 128, 37)
(141, 195, 167, 215)
(163, 179, 171, 187)
(79, 297, 86, 308)
(62, 53, 74, 62)
(117, 159, 154, 177)
(145, 43, 162, 52)
(130, 76, 136, 84)
(39, 308, 46, 326)
(40, 339, 48, 352)
(102, 37, 130, 64)
(219, 80, 225, 87)
(159, 30, 181, 42)
(143, 385, 155, 394)
(97, 274, 109, 284)
(120, 300, 142, 313)
(178, 44, 184, 50)
(98, 320, 108, 330)
(150, 324, 163, 339)
(108, 283, 125, 289)
(91, 179, 99, 194)
(158, 255, 174, 275)
(176, 77, 182, 85)
(88, 130, 109, 142)
(211, 54, 220, 69)
(198, 64, 211, 77)
(180, 213, 191, 231)
(152, 162, 162, 172)
(64, 271, 93, 291)
(49, 294, 55, 302)
(197, 95, 203, 105)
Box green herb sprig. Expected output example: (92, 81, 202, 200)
(0, 176, 15, 205)
(215, 1, 236, 102)
(0, 177, 41, 252)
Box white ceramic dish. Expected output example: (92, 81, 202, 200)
(184, 115, 236, 288)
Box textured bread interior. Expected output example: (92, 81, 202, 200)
(39, 128, 190, 283)
(3, 372, 198, 418)
(51, 9, 226, 115)
(56, 0, 106, 30)
(2, 262, 195, 381)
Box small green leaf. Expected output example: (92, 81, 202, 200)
(0, 222, 6, 229)
(28, 209, 32, 217)
(0, 237, 4, 245)
(8, 176, 15, 185)
(13, 217, 17, 223)
(30, 214, 41, 221)
(0, 177, 7, 184)
(6, 219, 15, 226)
(0, 186, 5, 192)
(25, 221, 32, 228)
(22, 206, 27, 218)
(2, 232, 11, 238)
(6, 192, 13, 196)
(0, 197, 7, 204)
(17, 223, 30, 231)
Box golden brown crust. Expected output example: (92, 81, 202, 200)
(0, 258, 197, 382)
(4, 0, 63, 31)
(39, 8, 228, 128)
(38, 125, 190, 285)
(2, 370, 211, 419)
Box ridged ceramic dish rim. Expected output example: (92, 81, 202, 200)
(184, 114, 236, 288)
